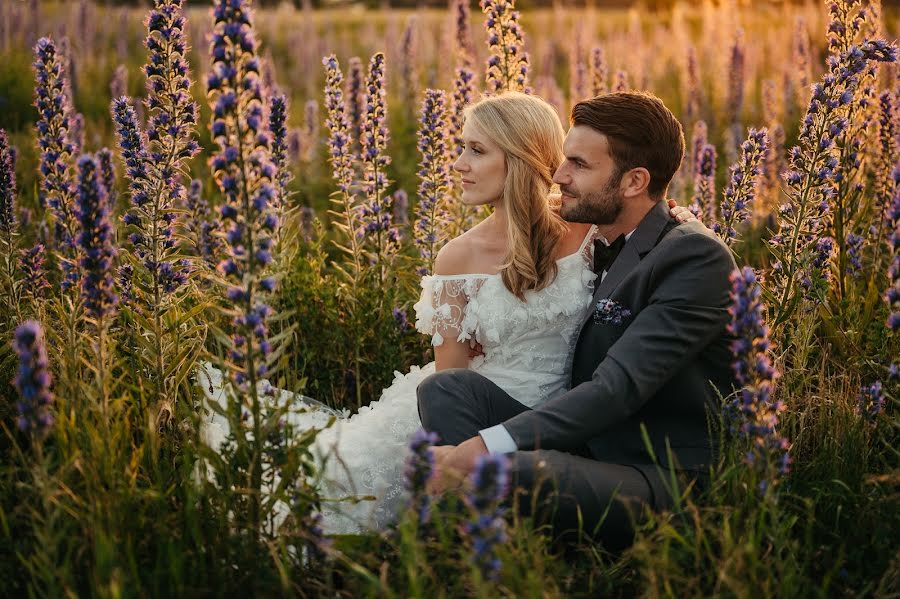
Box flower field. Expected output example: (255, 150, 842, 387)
(0, 0, 898, 596)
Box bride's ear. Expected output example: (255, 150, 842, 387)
(621, 167, 651, 198)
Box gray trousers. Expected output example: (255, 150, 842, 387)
(417, 368, 664, 551)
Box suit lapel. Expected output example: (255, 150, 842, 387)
(577, 201, 674, 330)
(593, 200, 673, 300)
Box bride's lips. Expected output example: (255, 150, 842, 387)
(461, 179, 475, 187)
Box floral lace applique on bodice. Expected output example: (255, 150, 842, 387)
(413, 226, 599, 406)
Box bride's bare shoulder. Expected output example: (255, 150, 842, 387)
(434, 221, 500, 276)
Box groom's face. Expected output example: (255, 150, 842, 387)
(554, 126, 625, 225)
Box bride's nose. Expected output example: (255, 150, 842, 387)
(453, 155, 468, 173)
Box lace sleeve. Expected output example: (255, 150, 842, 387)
(413, 276, 482, 347)
(581, 224, 601, 270)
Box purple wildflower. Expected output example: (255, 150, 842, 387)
(726, 267, 790, 490)
(0, 129, 16, 240)
(33, 37, 78, 250)
(114, 0, 199, 309)
(392, 189, 409, 227)
(269, 93, 291, 212)
(569, 28, 588, 104)
(12, 320, 54, 437)
(110, 64, 128, 101)
(793, 17, 811, 108)
(183, 179, 221, 266)
(208, 0, 279, 395)
(856, 380, 884, 425)
(393, 307, 409, 332)
(346, 57, 365, 148)
(322, 55, 355, 196)
(357, 53, 397, 247)
(96, 147, 116, 206)
(454, 0, 474, 65)
(303, 99, 318, 161)
(886, 205, 899, 329)
(765, 7, 897, 324)
(613, 70, 629, 93)
(415, 90, 452, 276)
(75, 155, 118, 320)
(481, 0, 530, 93)
(691, 143, 716, 221)
(287, 127, 302, 164)
(714, 128, 769, 246)
(299, 206, 315, 242)
(450, 66, 476, 159)
(404, 428, 439, 523)
(683, 45, 701, 122)
(463, 454, 510, 581)
(727, 29, 746, 126)
(590, 46, 608, 96)
(844, 232, 864, 277)
(400, 18, 419, 110)
(18, 245, 51, 301)
(689, 120, 708, 181)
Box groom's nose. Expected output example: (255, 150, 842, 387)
(552, 162, 570, 186)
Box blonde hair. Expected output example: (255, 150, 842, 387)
(464, 92, 568, 300)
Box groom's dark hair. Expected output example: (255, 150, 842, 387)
(571, 92, 684, 199)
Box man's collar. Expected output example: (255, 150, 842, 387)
(596, 229, 636, 246)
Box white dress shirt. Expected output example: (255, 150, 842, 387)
(478, 229, 636, 454)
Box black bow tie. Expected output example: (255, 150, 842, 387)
(593, 234, 627, 275)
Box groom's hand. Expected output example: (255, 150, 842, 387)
(430, 436, 488, 494)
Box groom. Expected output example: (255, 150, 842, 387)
(416, 91, 737, 549)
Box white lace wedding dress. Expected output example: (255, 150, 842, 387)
(199, 225, 599, 534)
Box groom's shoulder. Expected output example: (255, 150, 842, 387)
(653, 221, 736, 270)
(660, 221, 731, 256)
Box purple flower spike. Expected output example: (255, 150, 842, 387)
(0, 129, 17, 240)
(33, 37, 78, 250)
(856, 381, 884, 426)
(12, 320, 55, 437)
(726, 267, 789, 492)
(463, 454, 510, 581)
(765, 5, 898, 322)
(415, 90, 452, 276)
(356, 53, 396, 237)
(481, 0, 530, 93)
(209, 0, 279, 391)
(450, 66, 476, 159)
(690, 143, 716, 222)
(268, 93, 291, 212)
(322, 55, 355, 197)
(75, 155, 119, 320)
(714, 128, 769, 246)
(403, 428, 439, 524)
(19, 245, 51, 301)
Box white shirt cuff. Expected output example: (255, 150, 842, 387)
(478, 424, 518, 454)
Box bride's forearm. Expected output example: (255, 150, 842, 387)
(434, 340, 471, 371)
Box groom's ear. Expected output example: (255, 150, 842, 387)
(621, 167, 651, 199)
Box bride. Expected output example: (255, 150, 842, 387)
(199, 91, 694, 534)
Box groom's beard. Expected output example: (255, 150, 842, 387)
(559, 175, 625, 225)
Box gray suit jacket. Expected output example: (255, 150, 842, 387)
(501, 200, 737, 495)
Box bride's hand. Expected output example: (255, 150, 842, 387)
(667, 198, 699, 224)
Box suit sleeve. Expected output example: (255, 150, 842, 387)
(501, 231, 736, 452)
